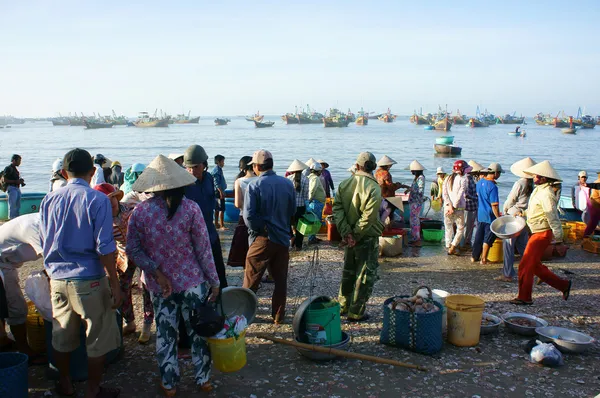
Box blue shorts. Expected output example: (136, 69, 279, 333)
(216, 198, 225, 212)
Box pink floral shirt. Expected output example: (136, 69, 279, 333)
(126, 196, 219, 294)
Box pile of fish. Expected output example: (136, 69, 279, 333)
(388, 295, 440, 314)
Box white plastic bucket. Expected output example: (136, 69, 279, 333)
(432, 289, 450, 336)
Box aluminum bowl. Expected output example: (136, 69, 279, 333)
(218, 287, 258, 324)
(535, 326, 596, 354)
(491, 216, 526, 240)
(480, 313, 502, 335)
(294, 332, 350, 361)
(501, 312, 549, 336)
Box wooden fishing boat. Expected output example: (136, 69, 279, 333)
(281, 113, 299, 124)
(134, 111, 170, 128)
(561, 128, 577, 134)
(346, 110, 356, 122)
(245, 111, 264, 122)
(367, 113, 381, 120)
(452, 110, 468, 125)
(254, 120, 274, 128)
(172, 111, 200, 124)
(410, 114, 430, 124)
(553, 118, 569, 128)
(469, 118, 489, 128)
(433, 117, 452, 132)
(434, 144, 462, 155)
(52, 119, 70, 126)
(85, 120, 114, 129)
(379, 114, 394, 123)
(356, 115, 368, 125)
(497, 113, 525, 124)
(214, 118, 230, 126)
(323, 113, 350, 127)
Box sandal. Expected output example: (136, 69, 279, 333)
(200, 381, 213, 392)
(96, 386, 121, 398)
(160, 384, 177, 397)
(55, 382, 76, 397)
(509, 298, 533, 306)
(563, 280, 572, 301)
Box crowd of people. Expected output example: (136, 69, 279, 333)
(0, 146, 598, 396)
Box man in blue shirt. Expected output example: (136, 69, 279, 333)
(184, 145, 228, 289)
(211, 154, 227, 230)
(472, 163, 502, 264)
(40, 148, 122, 398)
(243, 149, 295, 324)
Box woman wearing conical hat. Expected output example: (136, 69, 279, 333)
(126, 155, 221, 394)
(496, 157, 536, 282)
(510, 160, 571, 305)
(286, 160, 309, 250)
(404, 160, 426, 246)
(375, 155, 408, 198)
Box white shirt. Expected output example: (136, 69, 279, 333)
(91, 164, 106, 187)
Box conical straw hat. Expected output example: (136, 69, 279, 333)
(510, 157, 536, 179)
(316, 159, 329, 168)
(405, 160, 426, 171)
(377, 155, 397, 167)
(131, 154, 196, 193)
(385, 196, 404, 212)
(287, 159, 308, 173)
(523, 160, 562, 181)
(467, 160, 484, 172)
(305, 158, 318, 168)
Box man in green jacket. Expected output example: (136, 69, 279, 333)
(334, 152, 384, 322)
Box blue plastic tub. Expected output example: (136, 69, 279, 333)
(0, 352, 28, 397)
(224, 198, 240, 223)
(0, 192, 46, 220)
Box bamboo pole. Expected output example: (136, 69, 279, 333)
(256, 333, 428, 372)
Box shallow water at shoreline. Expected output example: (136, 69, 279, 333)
(2, 117, 597, 203)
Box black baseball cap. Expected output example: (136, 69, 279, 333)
(63, 148, 93, 175)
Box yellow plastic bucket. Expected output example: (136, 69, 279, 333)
(26, 301, 46, 354)
(207, 331, 247, 373)
(445, 295, 485, 347)
(431, 199, 442, 212)
(486, 240, 503, 263)
(561, 224, 572, 243)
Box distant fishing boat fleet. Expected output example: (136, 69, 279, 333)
(46, 109, 201, 129)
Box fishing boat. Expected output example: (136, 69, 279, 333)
(214, 118, 230, 126)
(254, 120, 275, 128)
(281, 113, 299, 124)
(378, 108, 396, 123)
(297, 105, 325, 124)
(434, 144, 462, 155)
(0, 192, 46, 220)
(323, 108, 350, 127)
(410, 109, 431, 124)
(367, 113, 382, 120)
(52, 119, 70, 126)
(355, 108, 368, 125)
(346, 109, 356, 122)
(109, 110, 129, 125)
(452, 110, 468, 125)
(171, 111, 200, 124)
(85, 120, 114, 129)
(553, 117, 570, 128)
(561, 127, 577, 134)
(534, 112, 553, 125)
(497, 112, 525, 124)
(245, 111, 264, 122)
(468, 118, 489, 128)
(508, 131, 526, 137)
(433, 117, 452, 132)
(134, 111, 170, 128)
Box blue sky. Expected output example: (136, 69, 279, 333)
(1, 0, 599, 117)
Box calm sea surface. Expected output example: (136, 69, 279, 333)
(2, 117, 597, 205)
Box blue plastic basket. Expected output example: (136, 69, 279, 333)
(380, 296, 443, 355)
(0, 352, 28, 397)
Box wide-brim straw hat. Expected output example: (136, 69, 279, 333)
(467, 160, 484, 173)
(523, 160, 562, 181)
(405, 160, 426, 171)
(131, 154, 197, 193)
(487, 162, 504, 173)
(377, 155, 397, 167)
(385, 196, 404, 212)
(316, 159, 329, 168)
(436, 166, 445, 175)
(510, 157, 536, 179)
(287, 159, 308, 173)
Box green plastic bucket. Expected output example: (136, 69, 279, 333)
(304, 301, 342, 345)
(297, 212, 322, 235)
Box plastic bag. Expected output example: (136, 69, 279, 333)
(24, 271, 53, 321)
(530, 340, 564, 367)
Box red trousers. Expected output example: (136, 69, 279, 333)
(517, 230, 569, 302)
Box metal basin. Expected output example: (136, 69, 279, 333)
(480, 313, 501, 335)
(535, 326, 595, 354)
(491, 216, 526, 239)
(502, 312, 549, 336)
(294, 332, 350, 361)
(218, 287, 258, 324)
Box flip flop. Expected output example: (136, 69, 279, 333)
(509, 298, 533, 306)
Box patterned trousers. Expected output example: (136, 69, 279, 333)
(151, 283, 212, 389)
(338, 237, 379, 318)
(409, 203, 422, 241)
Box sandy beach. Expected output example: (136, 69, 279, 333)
(17, 225, 600, 398)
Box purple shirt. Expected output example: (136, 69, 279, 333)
(40, 178, 117, 280)
(126, 196, 220, 294)
(319, 169, 335, 197)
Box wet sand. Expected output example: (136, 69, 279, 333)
(16, 225, 600, 397)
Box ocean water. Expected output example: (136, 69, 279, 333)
(1, 117, 597, 203)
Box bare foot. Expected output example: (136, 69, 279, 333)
(493, 275, 513, 282)
(480, 259, 488, 265)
